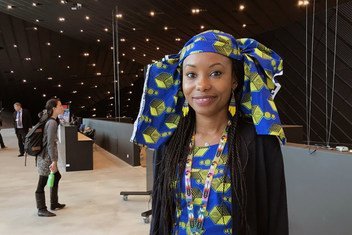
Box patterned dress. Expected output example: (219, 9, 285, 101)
(174, 143, 234, 235)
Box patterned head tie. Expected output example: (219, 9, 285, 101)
(131, 30, 285, 149)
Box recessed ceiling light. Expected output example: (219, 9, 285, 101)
(200, 25, 205, 29)
(298, 0, 309, 6)
(32, 2, 38, 7)
(42, 94, 46, 97)
(150, 11, 155, 16)
(164, 26, 168, 30)
(92, 63, 96, 67)
(132, 28, 136, 31)
(38, 68, 43, 71)
(80, 82, 84, 85)
(175, 38, 181, 41)
(135, 75, 139, 77)
(132, 47, 136, 50)
(129, 91, 133, 94)
(34, 87, 37, 90)
(96, 72, 101, 76)
(23, 79, 27, 83)
(140, 69, 144, 71)
(25, 57, 31, 61)
(94, 85, 98, 88)
(122, 53, 125, 56)
(60, 30, 63, 33)
(104, 28, 109, 32)
(35, 19, 40, 22)
(97, 39, 100, 42)
(120, 38, 126, 42)
(10, 70, 14, 73)
(145, 38, 150, 42)
(117, 61, 120, 64)
(127, 98, 131, 101)
(121, 70, 124, 74)
(81, 106, 85, 108)
(60, 0, 67, 4)
(239, 4, 245, 11)
(58, 84, 62, 87)
(109, 96, 113, 100)
(7, 5, 14, 9)
(66, 65, 70, 69)
(88, 96, 91, 99)
(191, 8, 200, 14)
(242, 23, 247, 28)
(83, 52, 89, 57)
(85, 16, 90, 20)
(58, 17, 65, 22)
(58, 55, 61, 58)
(131, 83, 134, 86)
(156, 47, 160, 50)
(47, 77, 53, 80)
(72, 90, 77, 94)
(13, 44, 17, 48)
(80, 29, 84, 32)
(116, 14, 123, 18)
(46, 42, 51, 46)
(143, 54, 146, 57)
(33, 27, 38, 31)
(132, 59, 135, 62)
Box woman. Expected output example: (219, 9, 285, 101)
(35, 98, 66, 217)
(131, 30, 288, 234)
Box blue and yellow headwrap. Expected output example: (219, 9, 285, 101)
(131, 30, 285, 149)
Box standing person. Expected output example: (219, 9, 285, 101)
(35, 98, 66, 217)
(0, 113, 6, 149)
(13, 102, 32, 156)
(131, 30, 288, 234)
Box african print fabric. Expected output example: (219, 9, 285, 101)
(131, 30, 286, 149)
(174, 144, 233, 235)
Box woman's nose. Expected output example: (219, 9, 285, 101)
(196, 75, 211, 91)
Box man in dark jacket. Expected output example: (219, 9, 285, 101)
(13, 102, 32, 156)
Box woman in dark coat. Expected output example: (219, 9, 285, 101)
(131, 30, 288, 234)
(35, 98, 66, 217)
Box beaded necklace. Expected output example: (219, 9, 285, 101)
(184, 120, 231, 234)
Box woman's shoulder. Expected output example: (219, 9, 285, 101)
(45, 118, 58, 128)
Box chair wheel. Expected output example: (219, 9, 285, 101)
(143, 217, 150, 223)
(123, 195, 128, 201)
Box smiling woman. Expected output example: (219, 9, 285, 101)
(131, 30, 288, 235)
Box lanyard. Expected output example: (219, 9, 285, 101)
(184, 120, 231, 234)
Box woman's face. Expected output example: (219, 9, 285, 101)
(182, 52, 237, 117)
(54, 101, 65, 116)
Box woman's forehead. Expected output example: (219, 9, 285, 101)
(183, 52, 231, 67)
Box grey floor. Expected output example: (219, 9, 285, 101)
(0, 128, 150, 235)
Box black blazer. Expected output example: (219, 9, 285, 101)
(151, 119, 289, 235)
(13, 108, 32, 133)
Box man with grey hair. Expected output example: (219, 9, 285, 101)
(13, 102, 32, 157)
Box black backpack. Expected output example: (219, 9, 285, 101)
(24, 119, 47, 166)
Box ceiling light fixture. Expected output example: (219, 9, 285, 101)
(298, 0, 309, 6)
(200, 25, 205, 29)
(150, 11, 155, 16)
(132, 47, 136, 50)
(83, 52, 89, 57)
(80, 82, 84, 85)
(80, 29, 84, 32)
(58, 84, 62, 87)
(33, 27, 38, 30)
(132, 59, 135, 62)
(35, 19, 40, 22)
(191, 8, 200, 14)
(94, 85, 98, 88)
(23, 79, 27, 83)
(46, 42, 51, 46)
(104, 28, 109, 32)
(13, 44, 17, 48)
(120, 38, 126, 42)
(88, 96, 91, 99)
(58, 17, 65, 22)
(85, 16, 90, 20)
(34, 87, 37, 90)
(122, 53, 125, 56)
(242, 23, 247, 28)
(67, 65, 70, 69)
(175, 38, 181, 41)
(72, 90, 77, 94)
(47, 77, 53, 80)
(25, 57, 31, 61)
(145, 38, 150, 42)
(116, 14, 123, 18)
(32, 2, 38, 7)
(92, 63, 96, 67)
(96, 72, 101, 76)
(58, 55, 61, 58)
(42, 94, 46, 97)
(239, 4, 245, 11)
(156, 47, 160, 50)
(132, 27, 136, 31)
(97, 39, 101, 42)
(7, 5, 14, 9)
(60, 0, 67, 4)
(164, 26, 168, 30)
(60, 30, 63, 33)
(143, 54, 146, 57)
(10, 70, 14, 73)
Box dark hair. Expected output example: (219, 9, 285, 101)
(45, 98, 60, 119)
(14, 102, 22, 107)
(154, 59, 248, 234)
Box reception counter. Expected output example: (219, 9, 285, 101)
(58, 125, 93, 171)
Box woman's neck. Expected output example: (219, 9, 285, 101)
(195, 110, 228, 136)
(51, 114, 58, 119)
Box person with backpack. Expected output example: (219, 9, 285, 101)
(35, 98, 66, 217)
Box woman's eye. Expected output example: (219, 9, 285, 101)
(210, 71, 222, 77)
(185, 72, 197, 79)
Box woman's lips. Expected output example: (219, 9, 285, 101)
(192, 96, 216, 106)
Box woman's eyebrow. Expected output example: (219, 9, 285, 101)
(209, 62, 223, 68)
